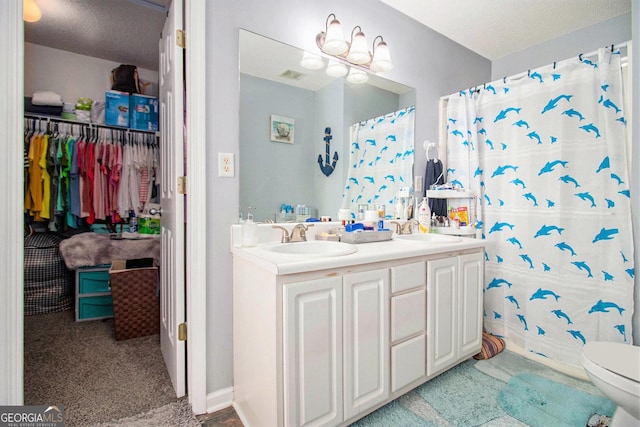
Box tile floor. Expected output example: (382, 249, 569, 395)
(197, 406, 243, 426)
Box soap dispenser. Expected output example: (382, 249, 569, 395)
(242, 207, 257, 247)
(417, 197, 431, 234)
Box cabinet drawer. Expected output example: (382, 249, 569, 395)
(391, 334, 426, 392)
(391, 262, 426, 293)
(391, 289, 426, 343)
(78, 270, 111, 294)
(78, 295, 113, 320)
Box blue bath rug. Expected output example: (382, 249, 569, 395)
(497, 373, 616, 427)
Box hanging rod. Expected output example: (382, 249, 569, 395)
(440, 41, 629, 101)
(24, 113, 158, 135)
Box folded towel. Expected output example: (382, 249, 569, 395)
(31, 90, 63, 106)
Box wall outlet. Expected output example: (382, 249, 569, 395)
(218, 152, 234, 177)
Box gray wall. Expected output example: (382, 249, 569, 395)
(205, 0, 490, 394)
(240, 74, 316, 222)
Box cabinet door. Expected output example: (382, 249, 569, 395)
(343, 269, 389, 420)
(458, 252, 484, 359)
(284, 277, 343, 427)
(426, 257, 458, 376)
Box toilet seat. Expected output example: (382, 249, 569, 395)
(583, 342, 640, 383)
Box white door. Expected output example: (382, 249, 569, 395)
(159, 0, 186, 397)
(343, 269, 389, 421)
(284, 277, 343, 427)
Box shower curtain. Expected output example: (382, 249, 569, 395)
(446, 47, 634, 366)
(341, 106, 415, 216)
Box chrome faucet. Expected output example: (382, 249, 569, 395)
(390, 219, 419, 235)
(290, 223, 314, 242)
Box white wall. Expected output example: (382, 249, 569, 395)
(24, 42, 158, 104)
(204, 0, 491, 396)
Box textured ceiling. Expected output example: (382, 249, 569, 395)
(24, 0, 170, 70)
(24, 0, 632, 71)
(379, 0, 631, 60)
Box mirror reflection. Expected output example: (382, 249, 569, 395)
(239, 29, 416, 222)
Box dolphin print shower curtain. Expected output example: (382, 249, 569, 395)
(341, 106, 415, 215)
(446, 47, 633, 366)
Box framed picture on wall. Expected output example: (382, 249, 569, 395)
(270, 115, 295, 144)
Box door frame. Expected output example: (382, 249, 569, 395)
(0, 0, 208, 413)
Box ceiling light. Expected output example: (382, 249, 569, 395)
(315, 14, 393, 75)
(23, 0, 41, 23)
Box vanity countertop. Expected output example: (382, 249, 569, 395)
(231, 223, 484, 275)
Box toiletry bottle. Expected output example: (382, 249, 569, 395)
(418, 197, 431, 234)
(242, 207, 257, 247)
(129, 209, 138, 234)
(394, 198, 405, 220)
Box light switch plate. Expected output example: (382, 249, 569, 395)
(414, 175, 423, 193)
(218, 152, 234, 177)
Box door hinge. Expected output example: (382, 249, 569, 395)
(178, 322, 187, 341)
(177, 176, 187, 194)
(176, 29, 185, 48)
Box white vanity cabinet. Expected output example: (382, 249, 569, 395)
(232, 242, 483, 427)
(283, 269, 389, 426)
(426, 251, 484, 376)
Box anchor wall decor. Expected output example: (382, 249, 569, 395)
(318, 127, 339, 177)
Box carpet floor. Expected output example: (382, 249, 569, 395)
(24, 310, 181, 426)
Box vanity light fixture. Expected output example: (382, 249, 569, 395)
(347, 67, 369, 84)
(23, 0, 42, 23)
(325, 59, 348, 77)
(300, 52, 325, 70)
(314, 13, 394, 75)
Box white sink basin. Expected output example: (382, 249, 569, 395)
(260, 241, 358, 257)
(394, 233, 463, 243)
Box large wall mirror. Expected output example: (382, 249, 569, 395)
(239, 29, 416, 222)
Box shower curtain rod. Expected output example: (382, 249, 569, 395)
(440, 41, 629, 101)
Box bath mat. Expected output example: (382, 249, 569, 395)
(497, 373, 616, 427)
(414, 360, 506, 426)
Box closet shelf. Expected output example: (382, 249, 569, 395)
(24, 113, 158, 135)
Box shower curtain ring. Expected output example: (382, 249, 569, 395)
(579, 53, 583, 62)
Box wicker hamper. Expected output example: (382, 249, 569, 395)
(109, 260, 159, 341)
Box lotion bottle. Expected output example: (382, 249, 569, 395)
(417, 197, 431, 233)
(242, 208, 257, 247)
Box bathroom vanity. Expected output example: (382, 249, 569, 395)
(231, 223, 484, 427)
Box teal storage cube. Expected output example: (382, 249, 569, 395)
(78, 269, 111, 294)
(78, 295, 113, 320)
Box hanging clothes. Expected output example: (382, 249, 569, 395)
(23, 116, 159, 231)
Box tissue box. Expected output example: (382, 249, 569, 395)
(139, 216, 160, 235)
(129, 94, 159, 131)
(105, 91, 130, 127)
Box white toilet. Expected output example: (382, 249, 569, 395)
(582, 342, 640, 426)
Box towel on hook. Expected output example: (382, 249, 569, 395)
(31, 91, 63, 106)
